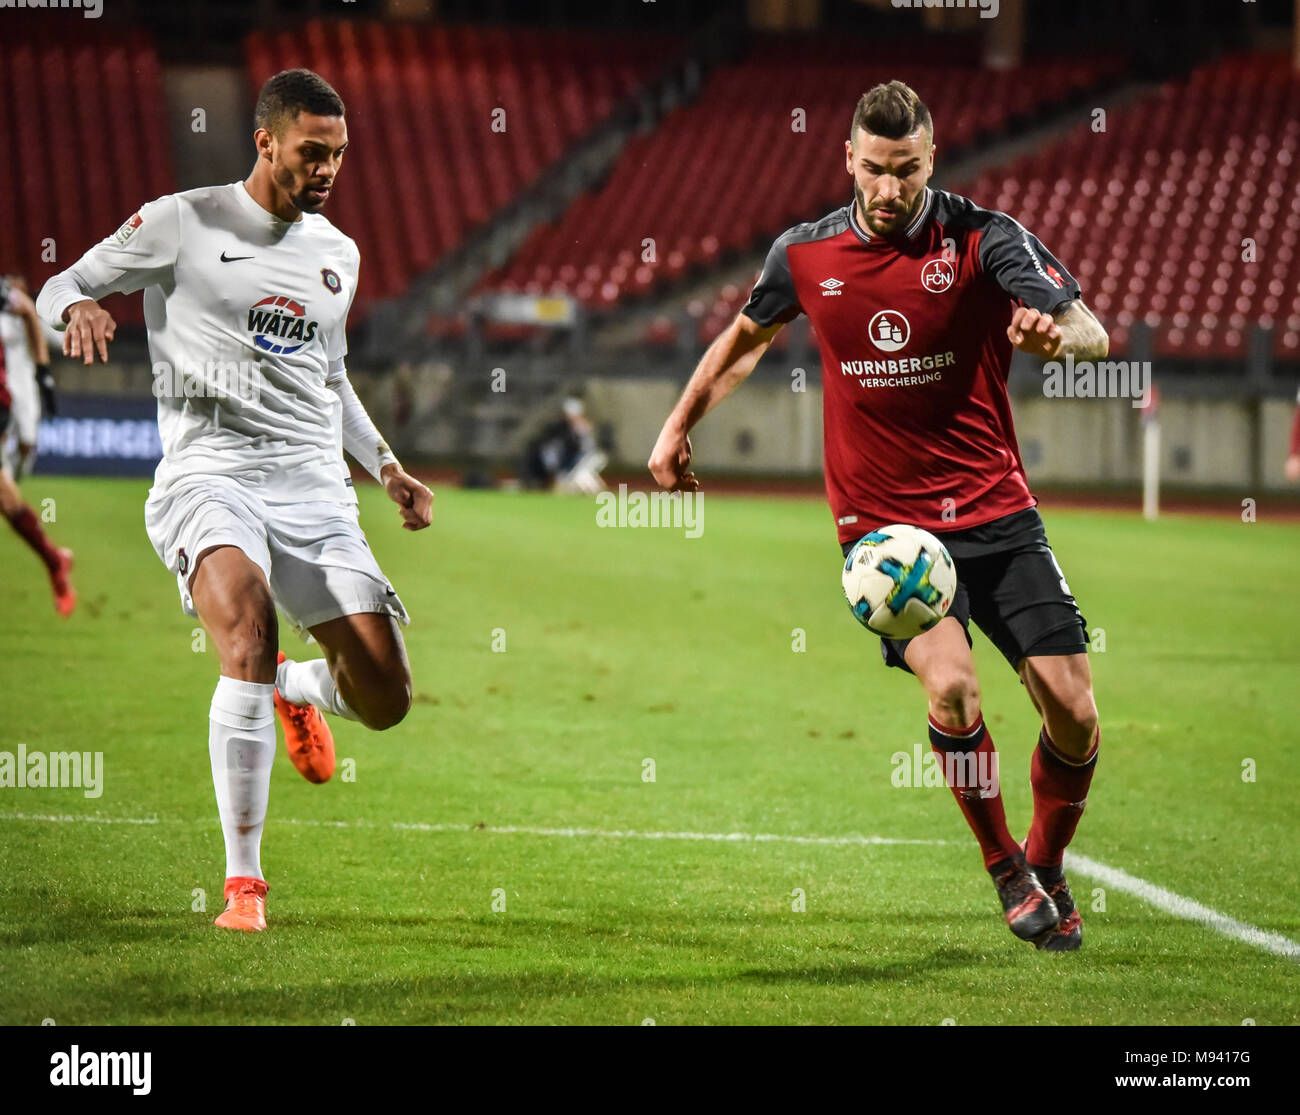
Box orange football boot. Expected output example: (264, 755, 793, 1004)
(274, 651, 336, 783)
(214, 876, 268, 931)
(50, 548, 75, 617)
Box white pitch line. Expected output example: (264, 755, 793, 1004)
(1064, 851, 1300, 961)
(384, 820, 953, 847)
(2, 811, 1296, 961)
(0, 811, 161, 825)
(0, 811, 949, 846)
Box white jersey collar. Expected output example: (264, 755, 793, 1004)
(234, 181, 302, 228)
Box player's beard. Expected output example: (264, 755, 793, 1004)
(271, 158, 327, 215)
(854, 180, 921, 237)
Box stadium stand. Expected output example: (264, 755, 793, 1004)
(244, 21, 681, 317)
(479, 37, 1126, 324)
(954, 51, 1300, 361)
(0, 28, 174, 327)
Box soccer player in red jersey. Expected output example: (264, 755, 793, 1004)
(649, 82, 1109, 950)
(0, 275, 75, 616)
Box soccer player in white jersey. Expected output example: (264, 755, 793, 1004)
(1, 274, 75, 615)
(1, 274, 58, 480)
(36, 70, 433, 932)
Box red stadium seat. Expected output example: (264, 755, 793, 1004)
(243, 21, 681, 322)
(477, 38, 1127, 311)
(0, 27, 176, 327)
(947, 51, 1300, 362)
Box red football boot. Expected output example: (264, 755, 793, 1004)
(214, 876, 268, 932)
(274, 651, 336, 783)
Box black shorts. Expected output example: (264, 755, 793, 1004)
(839, 506, 1089, 674)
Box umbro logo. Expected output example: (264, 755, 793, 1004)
(220, 251, 254, 263)
(819, 277, 844, 296)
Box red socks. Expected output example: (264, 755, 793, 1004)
(930, 715, 1100, 869)
(6, 505, 61, 573)
(928, 713, 1021, 869)
(1026, 727, 1099, 868)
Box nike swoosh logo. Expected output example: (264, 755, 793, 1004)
(220, 251, 254, 262)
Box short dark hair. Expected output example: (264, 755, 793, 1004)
(254, 69, 345, 137)
(851, 81, 932, 143)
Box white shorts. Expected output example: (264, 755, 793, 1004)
(2, 372, 39, 473)
(144, 476, 410, 639)
(6, 371, 39, 445)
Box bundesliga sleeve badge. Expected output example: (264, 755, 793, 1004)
(112, 212, 143, 247)
(321, 268, 342, 295)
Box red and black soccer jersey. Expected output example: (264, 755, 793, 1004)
(741, 187, 1081, 544)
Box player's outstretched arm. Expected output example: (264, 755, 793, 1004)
(36, 196, 181, 365)
(58, 300, 117, 366)
(379, 462, 433, 532)
(325, 360, 433, 531)
(648, 312, 783, 491)
(1008, 298, 1108, 362)
(34, 267, 117, 365)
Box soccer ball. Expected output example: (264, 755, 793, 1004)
(842, 524, 957, 639)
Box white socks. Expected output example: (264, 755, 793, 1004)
(207, 663, 353, 882)
(276, 656, 359, 721)
(208, 676, 276, 881)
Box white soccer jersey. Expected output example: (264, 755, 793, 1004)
(0, 300, 36, 401)
(38, 183, 364, 505)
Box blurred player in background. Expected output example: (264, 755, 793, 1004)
(521, 396, 607, 493)
(0, 274, 75, 616)
(1285, 388, 1300, 482)
(37, 69, 433, 932)
(1, 274, 59, 479)
(650, 81, 1110, 951)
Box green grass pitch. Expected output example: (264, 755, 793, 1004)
(1, 476, 1297, 1025)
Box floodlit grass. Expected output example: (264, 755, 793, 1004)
(2, 478, 1296, 1024)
